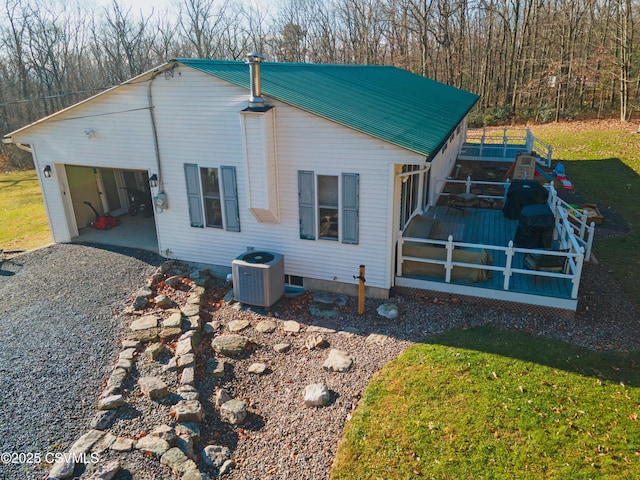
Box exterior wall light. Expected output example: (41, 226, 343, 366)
(43, 165, 52, 178)
(149, 173, 158, 188)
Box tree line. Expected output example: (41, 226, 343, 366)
(1, 0, 638, 165)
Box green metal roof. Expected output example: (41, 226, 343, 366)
(175, 58, 479, 158)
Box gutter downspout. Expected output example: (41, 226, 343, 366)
(147, 69, 164, 193)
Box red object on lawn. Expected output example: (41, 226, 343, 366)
(83, 201, 120, 230)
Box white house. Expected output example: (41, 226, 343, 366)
(3, 55, 479, 299)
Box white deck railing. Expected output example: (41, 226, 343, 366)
(462, 127, 553, 167)
(402, 181, 594, 300)
(432, 178, 595, 261)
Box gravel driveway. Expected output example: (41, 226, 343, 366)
(0, 243, 162, 480)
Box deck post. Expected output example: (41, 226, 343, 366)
(585, 222, 595, 262)
(571, 249, 585, 298)
(480, 127, 486, 156)
(547, 146, 553, 166)
(396, 234, 404, 276)
(525, 128, 533, 152)
(466, 175, 472, 193)
(503, 241, 514, 290)
(503, 127, 508, 157)
(503, 178, 510, 204)
(579, 210, 587, 239)
(445, 235, 454, 283)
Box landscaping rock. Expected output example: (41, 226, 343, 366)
(163, 312, 183, 328)
(206, 358, 226, 378)
(366, 333, 389, 345)
(48, 458, 75, 479)
(202, 445, 232, 468)
(248, 362, 268, 374)
(182, 468, 204, 480)
(110, 438, 133, 452)
(130, 315, 159, 331)
(69, 429, 105, 454)
(159, 327, 182, 340)
(151, 425, 177, 447)
(177, 385, 200, 401)
(121, 339, 140, 349)
(376, 303, 399, 320)
(127, 330, 159, 343)
(119, 348, 136, 360)
(97, 395, 125, 410)
(171, 400, 204, 422)
(187, 315, 202, 330)
(305, 335, 328, 350)
(138, 377, 168, 400)
(144, 342, 165, 360)
(175, 337, 193, 357)
(220, 459, 235, 476)
(165, 275, 181, 287)
(227, 319, 250, 332)
(136, 286, 154, 298)
(308, 318, 338, 333)
(115, 358, 133, 371)
(211, 334, 250, 356)
(135, 435, 171, 456)
(220, 399, 247, 425)
(132, 296, 148, 310)
(309, 304, 338, 317)
(215, 389, 233, 408)
(177, 353, 196, 368)
(82, 459, 120, 480)
(176, 422, 200, 443)
(181, 303, 200, 317)
(180, 366, 195, 385)
(304, 383, 330, 407)
(323, 349, 354, 372)
(273, 343, 291, 353)
(283, 320, 301, 333)
(255, 319, 277, 333)
(154, 294, 173, 309)
(176, 434, 195, 459)
(160, 447, 197, 476)
(90, 410, 117, 431)
(91, 432, 116, 454)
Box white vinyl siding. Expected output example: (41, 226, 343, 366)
(13, 66, 426, 290)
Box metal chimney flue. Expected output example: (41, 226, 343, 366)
(246, 52, 265, 109)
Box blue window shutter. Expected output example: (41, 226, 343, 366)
(298, 170, 316, 240)
(184, 163, 204, 228)
(220, 166, 240, 232)
(342, 173, 359, 244)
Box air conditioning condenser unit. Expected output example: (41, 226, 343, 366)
(232, 251, 285, 307)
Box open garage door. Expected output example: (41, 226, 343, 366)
(65, 165, 158, 252)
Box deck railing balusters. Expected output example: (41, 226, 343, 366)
(503, 241, 514, 290)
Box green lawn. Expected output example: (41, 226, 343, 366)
(331, 327, 640, 480)
(0, 170, 51, 251)
(530, 122, 640, 308)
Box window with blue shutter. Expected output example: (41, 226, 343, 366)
(184, 163, 204, 227)
(185, 164, 240, 231)
(298, 170, 316, 240)
(342, 173, 359, 244)
(220, 166, 240, 232)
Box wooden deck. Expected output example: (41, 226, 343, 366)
(398, 205, 574, 303)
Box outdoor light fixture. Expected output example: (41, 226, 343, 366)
(43, 165, 52, 178)
(84, 128, 97, 138)
(149, 173, 158, 188)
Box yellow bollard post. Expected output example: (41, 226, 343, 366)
(357, 265, 365, 315)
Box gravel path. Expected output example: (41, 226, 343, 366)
(0, 243, 163, 480)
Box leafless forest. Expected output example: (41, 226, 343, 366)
(1, 0, 638, 158)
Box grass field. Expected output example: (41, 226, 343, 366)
(530, 121, 640, 308)
(331, 327, 640, 480)
(0, 170, 51, 252)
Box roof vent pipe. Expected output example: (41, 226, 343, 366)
(246, 52, 265, 108)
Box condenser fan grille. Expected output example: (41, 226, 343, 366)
(242, 251, 275, 264)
